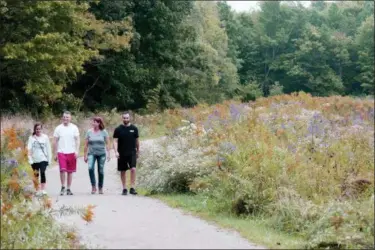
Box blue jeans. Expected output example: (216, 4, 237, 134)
(88, 154, 106, 188)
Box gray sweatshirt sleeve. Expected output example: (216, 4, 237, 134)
(27, 136, 34, 165)
(45, 134, 52, 164)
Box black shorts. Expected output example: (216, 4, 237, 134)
(118, 152, 136, 171)
(31, 161, 48, 173)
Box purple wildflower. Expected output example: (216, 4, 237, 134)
(217, 156, 226, 162)
(287, 144, 297, 153)
(368, 108, 374, 119)
(307, 113, 326, 138)
(23, 185, 34, 193)
(181, 109, 195, 123)
(229, 104, 242, 121)
(220, 142, 237, 154)
(7, 159, 18, 168)
(352, 113, 364, 125)
(21, 170, 28, 177)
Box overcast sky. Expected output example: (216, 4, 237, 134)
(226, 1, 312, 12)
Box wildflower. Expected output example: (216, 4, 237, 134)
(220, 142, 236, 154)
(287, 144, 297, 153)
(66, 231, 77, 240)
(19, 169, 28, 180)
(24, 212, 33, 220)
(3, 159, 19, 174)
(2, 127, 23, 150)
(23, 184, 34, 192)
(7, 178, 20, 192)
(32, 170, 40, 189)
(276, 129, 285, 136)
(1, 203, 12, 215)
(43, 198, 52, 209)
(23, 184, 34, 199)
(330, 215, 344, 230)
(7, 159, 18, 168)
(270, 102, 281, 110)
(81, 204, 96, 223)
(21, 170, 28, 177)
(307, 113, 326, 138)
(23, 192, 33, 201)
(368, 107, 374, 119)
(352, 113, 364, 125)
(229, 104, 242, 121)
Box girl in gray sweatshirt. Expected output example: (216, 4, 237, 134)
(27, 123, 52, 195)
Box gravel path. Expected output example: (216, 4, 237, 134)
(46, 139, 265, 249)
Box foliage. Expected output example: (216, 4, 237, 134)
(0, 0, 132, 115)
(355, 15, 374, 94)
(0, 126, 95, 249)
(1, 0, 373, 115)
(138, 93, 374, 248)
(137, 136, 213, 193)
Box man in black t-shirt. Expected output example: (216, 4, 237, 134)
(113, 112, 139, 195)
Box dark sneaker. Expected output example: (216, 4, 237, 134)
(60, 186, 65, 196)
(66, 189, 73, 195)
(122, 189, 128, 195)
(129, 188, 137, 195)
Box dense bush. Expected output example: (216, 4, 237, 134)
(137, 136, 214, 193)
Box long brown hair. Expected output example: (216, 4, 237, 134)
(33, 122, 43, 135)
(93, 116, 105, 130)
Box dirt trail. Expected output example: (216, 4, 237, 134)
(46, 139, 265, 249)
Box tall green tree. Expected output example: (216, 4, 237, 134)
(0, 1, 96, 114)
(355, 15, 374, 94)
(0, 0, 133, 115)
(184, 1, 239, 104)
(275, 24, 344, 95)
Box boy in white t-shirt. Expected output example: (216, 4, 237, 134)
(53, 111, 80, 195)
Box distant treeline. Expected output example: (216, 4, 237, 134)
(0, 1, 373, 116)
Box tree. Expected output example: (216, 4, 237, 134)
(0, 1, 97, 114)
(276, 24, 344, 95)
(0, 0, 133, 115)
(184, 1, 239, 104)
(355, 15, 374, 94)
(216, 1, 242, 69)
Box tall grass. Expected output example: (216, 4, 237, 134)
(1, 108, 168, 149)
(137, 92, 374, 249)
(2, 92, 374, 248)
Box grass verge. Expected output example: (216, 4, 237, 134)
(139, 191, 306, 249)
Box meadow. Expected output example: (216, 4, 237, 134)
(1, 92, 374, 249)
(137, 92, 374, 249)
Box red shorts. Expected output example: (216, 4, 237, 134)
(58, 153, 77, 173)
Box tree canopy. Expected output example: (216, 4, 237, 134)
(1, 0, 373, 116)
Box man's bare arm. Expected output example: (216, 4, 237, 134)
(113, 138, 119, 158)
(53, 137, 59, 161)
(136, 138, 139, 158)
